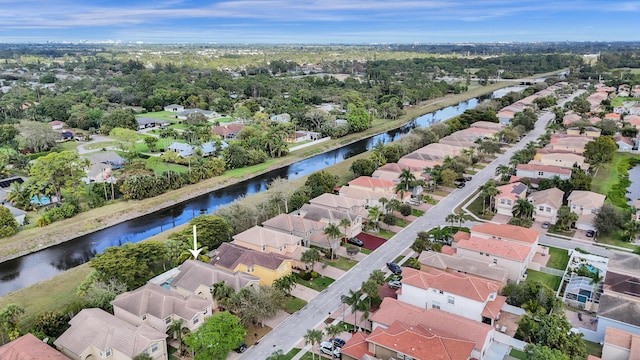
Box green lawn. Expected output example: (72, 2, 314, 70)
(322, 256, 357, 271)
(288, 140, 312, 148)
(283, 296, 307, 314)
(394, 217, 410, 227)
(546, 247, 570, 270)
(412, 208, 425, 217)
(585, 340, 603, 359)
(168, 123, 188, 130)
(136, 111, 179, 121)
(548, 224, 575, 237)
(145, 158, 189, 174)
(509, 349, 526, 360)
(295, 274, 335, 292)
(373, 229, 396, 239)
(217, 117, 234, 123)
(360, 247, 372, 254)
(610, 96, 636, 107)
(527, 270, 562, 291)
(465, 193, 494, 220)
(272, 348, 302, 360)
(597, 230, 640, 251)
(222, 159, 278, 179)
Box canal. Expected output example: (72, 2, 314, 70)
(0, 86, 525, 295)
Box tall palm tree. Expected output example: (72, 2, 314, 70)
(324, 223, 343, 260)
(379, 197, 389, 214)
(512, 198, 534, 219)
(368, 269, 386, 286)
(495, 164, 514, 181)
(324, 323, 342, 354)
(339, 218, 351, 240)
(341, 289, 364, 331)
(5, 182, 33, 211)
(398, 168, 416, 192)
(273, 273, 297, 295)
(167, 319, 188, 355)
(304, 328, 323, 360)
(211, 281, 235, 310)
(479, 181, 499, 214)
(445, 213, 457, 229)
(367, 206, 382, 232)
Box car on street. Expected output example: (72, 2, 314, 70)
(347, 237, 364, 247)
(456, 182, 466, 188)
(234, 343, 247, 353)
(586, 230, 596, 238)
(388, 280, 402, 289)
(386, 262, 402, 275)
(542, 221, 550, 229)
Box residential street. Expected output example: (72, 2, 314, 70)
(240, 90, 585, 359)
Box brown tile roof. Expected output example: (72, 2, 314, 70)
(210, 242, 291, 270)
(604, 327, 640, 359)
(54, 308, 166, 359)
(567, 190, 606, 210)
(370, 298, 492, 353)
(471, 223, 539, 244)
(233, 225, 302, 249)
(456, 236, 533, 261)
(366, 321, 474, 360)
(597, 294, 640, 327)
(211, 124, 244, 136)
(170, 260, 259, 293)
(262, 213, 324, 234)
(470, 121, 503, 130)
(516, 163, 572, 175)
(0, 333, 70, 360)
(482, 295, 507, 319)
(310, 193, 365, 209)
(401, 267, 501, 302)
(299, 203, 361, 223)
(111, 283, 210, 320)
(604, 271, 640, 298)
(418, 251, 509, 283)
(527, 187, 564, 210)
(452, 231, 470, 242)
(376, 162, 421, 173)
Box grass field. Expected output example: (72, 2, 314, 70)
(136, 111, 179, 121)
(322, 256, 357, 271)
(284, 296, 307, 314)
(145, 158, 189, 174)
(412, 209, 425, 217)
(546, 247, 570, 270)
(527, 270, 562, 291)
(465, 193, 494, 221)
(374, 229, 396, 239)
(509, 349, 526, 360)
(610, 96, 636, 107)
(295, 274, 335, 292)
(84, 141, 120, 150)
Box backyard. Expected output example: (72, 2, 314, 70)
(526, 269, 562, 291)
(546, 247, 570, 270)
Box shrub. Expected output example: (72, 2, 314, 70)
(299, 271, 312, 281)
(310, 271, 319, 279)
(382, 213, 397, 226)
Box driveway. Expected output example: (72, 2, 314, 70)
(290, 284, 320, 302)
(239, 89, 587, 359)
(353, 232, 387, 251)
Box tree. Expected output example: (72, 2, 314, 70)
(305, 170, 336, 198)
(17, 121, 60, 152)
(227, 285, 283, 328)
(366, 206, 382, 231)
(183, 311, 245, 360)
(524, 344, 570, 360)
(346, 103, 369, 133)
(398, 204, 412, 218)
(350, 158, 375, 177)
(324, 323, 342, 354)
(144, 136, 159, 152)
(398, 168, 416, 192)
(594, 203, 625, 235)
(5, 181, 33, 211)
(0, 304, 24, 342)
(324, 223, 343, 260)
(479, 180, 499, 214)
(102, 109, 138, 132)
(273, 273, 297, 295)
(0, 206, 18, 238)
(556, 205, 578, 231)
(188, 215, 231, 249)
(268, 177, 296, 214)
(301, 248, 322, 272)
(81, 277, 128, 312)
(512, 198, 534, 219)
(584, 136, 617, 165)
(341, 289, 364, 331)
(90, 241, 166, 289)
(110, 127, 139, 153)
(346, 244, 359, 258)
(27, 151, 86, 202)
(339, 218, 352, 239)
(304, 328, 323, 360)
(167, 319, 188, 356)
(211, 281, 236, 310)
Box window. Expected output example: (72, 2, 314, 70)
(500, 199, 505, 204)
(591, 209, 597, 214)
(432, 301, 441, 309)
(539, 206, 544, 212)
(397, 353, 405, 359)
(493, 258, 498, 264)
(480, 252, 484, 255)
(247, 265, 254, 273)
(142, 314, 147, 321)
(165, 317, 171, 325)
(447, 296, 455, 305)
(486, 253, 489, 257)
(151, 343, 159, 353)
(193, 316, 199, 325)
(100, 349, 112, 358)
(546, 207, 551, 212)
(439, 290, 444, 294)
(538, 171, 544, 176)
(507, 200, 512, 205)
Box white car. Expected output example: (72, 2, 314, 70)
(319, 342, 341, 358)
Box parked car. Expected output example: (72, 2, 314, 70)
(586, 230, 596, 238)
(234, 343, 247, 353)
(386, 262, 402, 275)
(320, 342, 341, 358)
(333, 338, 346, 348)
(388, 280, 402, 289)
(347, 237, 364, 247)
(456, 182, 466, 188)
(542, 221, 550, 229)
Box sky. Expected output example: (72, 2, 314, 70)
(0, 0, 639, 44)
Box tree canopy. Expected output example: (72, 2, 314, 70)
(183, 311, 245, 360)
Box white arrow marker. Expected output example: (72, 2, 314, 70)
(188, 225, 203, 260)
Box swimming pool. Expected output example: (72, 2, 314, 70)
(30, 195, 51, 206)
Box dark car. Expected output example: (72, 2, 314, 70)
(347, 237, 364, 247)
(586, 230, 596, 238)
(542, 221, 550, 229)
(456, 182, 466, 188)
(333, 338, 346, 348)
(386, 262, 402, 275)
(234, 343, 247, 353)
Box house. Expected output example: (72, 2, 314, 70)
(339, 186, 403, 210)
(111, 283, 212, 334)
(413, 143, 464, 160)
(209, 242, 294, 285)
(136, 117, 169, 130)
(270, 113, 291, 123)
(527, 187, 564, 224)
(418, 251, 509, 283)
(167, 142, 194, 157)
(0, 333, 70, 360)
(341, 321, 475, 360)
(601, 327, 640, 360)
(596, 295, 640, 342)
(497, 109, 516, 125)
(470, 121, 503, 131)
(438, 134, 477, 149)
(567, 126, 602, 138)
(371, 162, 422, 184)
(398, 151, 444, 170)
(309, 193, 367, 215)
(212, 124, 244, 140)
(232, 225, 303, 257)
(494, 182, 528, 216)
(470, 222, 540, 245)
(614, 135, 636, 152)
(83, 151, 126, 183)
(533, 152, 589, 170)
(285, 130, 322, 143)
(546, 137, 592, 154)
(175, 108, 214, 120)
(297, 203, 363, 238)
(397, 267, 506, 326)
(168, 260, 259, 306)
(348, 176, 396, 193)
(54, 308, 168, 360)
(368, 297, 495, 360)
(515, 163, 572, 181)
(262, 213, 332, 249)
(49, 120, 65, 130)
(163, 104, 184, 112)
(562, 113, 583, 126)
(567, 190, 606, 231)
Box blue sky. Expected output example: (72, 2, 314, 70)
(1, 0, 639, 43)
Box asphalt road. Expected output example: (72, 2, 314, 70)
(240, 90, 584, 359)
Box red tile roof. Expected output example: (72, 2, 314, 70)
(366, 321, 474, 360)
(456, 236, 533, 261)
(340, 331, 371, 359)
(348, 176, 396, 189)
(401, 267, 501, 302)
(516, 163, 572, 175)
(452, 231, 470, 242)
(441, 245, 457, 255)
(471, 223, 539, 244)
(0, 333, 70, 360)
(482, 295, 507, 319)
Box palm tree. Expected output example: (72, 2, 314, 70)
(368, 269, 386, 286)
(167, 319, 188, 355)
(512, 198, 535, 219)
(398, 168, 416, 192)
(273, 273, 297, 295)
(479, 180, 499, 214)
(341, 289, 364, 331)
(454, 212, 468, 228)
(623, 220, 640, 242)
(5, 182, 33, 211)
(304, 328, 323, 360)
(339, 218, 351, 240)
(367, 206, 382, 232)
(324, 323, 342, 354)
(324, 223, 343, 260)
(379, 197, 389, 214)
(301, 248, 322, 272)
(445, 213, 457, 229)
(211, 281, 235, 310)
(495, 164, 514, 181)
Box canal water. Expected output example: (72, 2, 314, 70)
(0, 86, 525, 295)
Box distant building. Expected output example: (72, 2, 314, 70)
(163, 104, 184, 112)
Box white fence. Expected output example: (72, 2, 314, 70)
(494, 332, 527, 351)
